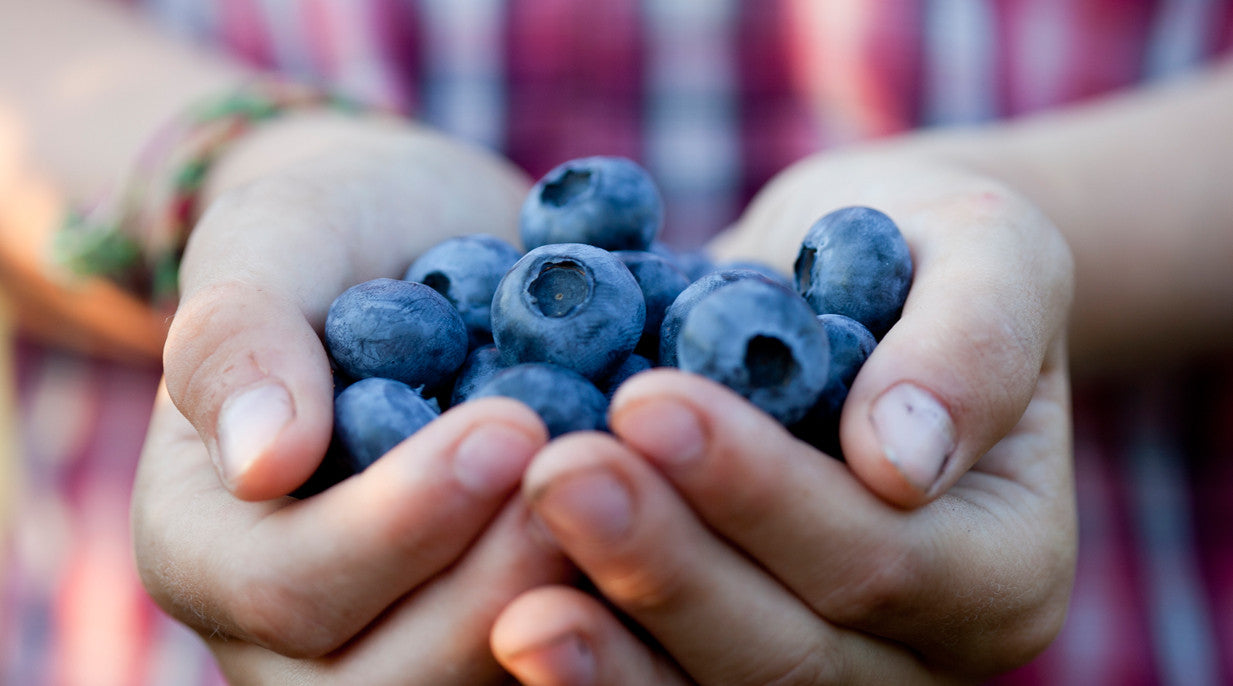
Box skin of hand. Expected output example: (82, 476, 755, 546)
(133, 120, 575, 683)
(491, 153, 1077, 685)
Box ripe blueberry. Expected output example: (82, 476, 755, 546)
(676, 278, 829, 425)
(450, 343, 508, 407)
(613, 250, 690, 361)
(794, 206, 913, 339)
(471, 363, 609, 437)
(405, 234, 522, 349)
(325, 278, 469, 389)
(492, 243, 645, 381)
(659, 269, 778, 367)
(520, 156, 663, 252)
(790, 314, 877, 457)
(333, 377, 441, 472)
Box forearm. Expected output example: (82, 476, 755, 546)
(721, 57, 1233, 375)
(944, 57, 1233, 374)
(0, 0, 251, 200)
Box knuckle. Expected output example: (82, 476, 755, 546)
(600, 555, 694, 616)
(226, 570, 349, 659)
(820, 542, 920, 626)
(163, 281, 293, 422)
(753, 646, 843, 686)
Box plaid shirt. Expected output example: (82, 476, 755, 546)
(3, 1, 1233, 684)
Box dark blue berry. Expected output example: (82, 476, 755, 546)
(613, 250, 690, 361)
(333, 377, 441, 473)
(794, 206, 913, 339)
(492, 243, 645, 381)
(325, 278, 468, 389)
(788, 314, 878, 458)
(658, 269, 777, 368)
(450, 343, 508, 407)
(520, 156, 663, 252)
(674, 250, 717, 282)
(404, 234, 522, 349)
(715, 259, 793, 289)
(676, 278, 829, 425)
(601, 353, 653, 400)
(471, 363, 609, 437)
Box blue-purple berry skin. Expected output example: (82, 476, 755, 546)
(601, 353, 653, 401)
(715, 259, 793, 289)
(333, 377, 440, 473)
(491, 243, 646, 382)
(674, 250, 717, 282)
(789, 314, 877, 458)
(404, 234, 522, 349)
(325, 278, 469, 389)
(520, 156, 663, 252)
(613, 250, 690, 361)
(658, 269, 778, 368)
(450, 343, 508, 407)
(794, 206, 913, 339)
(676, 278, 829, 425)
(471, 363, 609, 437)
(814, 314, 877, 418)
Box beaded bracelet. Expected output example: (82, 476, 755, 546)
(54, 79, 367, 307)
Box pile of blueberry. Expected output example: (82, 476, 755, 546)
(299, 156, 912, 495)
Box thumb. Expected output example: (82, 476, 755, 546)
(163, 278, 335, 501)
(839, 187, 1073, 508)
(160, 128, 529, 500)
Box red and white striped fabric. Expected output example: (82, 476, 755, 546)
(3, 1, 1232, 684)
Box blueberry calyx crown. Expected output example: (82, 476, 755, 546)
(528, 260, 593, 318)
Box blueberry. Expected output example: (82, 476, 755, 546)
(325, 278, 469, 389)
(601, 353, 652, 400)
(333, 377, 441, 473)
(471, 363, 609, 437)
(676, 278, 829, 425)
(404, 234, 522, 349)
(450, 343, 508, 407)
(613, 250, 690, 361)
(520, 156, 663, 252)
(658, 269, 778, 367)
(674, 249, 717, 282)
(715, 259, 793, 289)
(492, 243, 645, 381)
(816, 313, 877, 408)
(789, 314, 877, 456)
(794, 206, 913, 339)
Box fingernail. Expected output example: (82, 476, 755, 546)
(508, 633, 596, 686)
(870, 383, 955, 493)
(217, 383, 294, 486)
(537, 471, 633, 543)
(453, 423, 539, 496)
(612, 398, 705, 468)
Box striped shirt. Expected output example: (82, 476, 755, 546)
(3, 1, 1233, 684)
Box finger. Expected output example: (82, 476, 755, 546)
(610, 369, 1072, 675)
(522, 431, 936, 686)
(493, 586, 690, 686)
(164, 135, 528, 499)
(210, 499, 572, 685)
(135, 387, 549, 658)
(839, 184, 1074, 506)
(718, 161, 1073, 507)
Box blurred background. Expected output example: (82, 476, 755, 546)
(3, 1, 1233, 684)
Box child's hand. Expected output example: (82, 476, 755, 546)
(133, 124, 571, 683)
(492, 152, 1076, 684)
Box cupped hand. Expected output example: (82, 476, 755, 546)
(134, 120, 572, 683)
(492, 151, 1076, 684)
